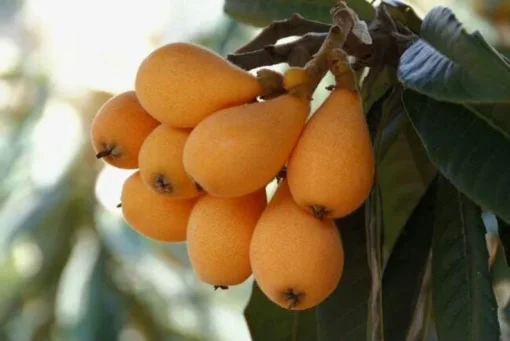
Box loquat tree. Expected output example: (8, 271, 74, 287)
(88, 0, 510, 340)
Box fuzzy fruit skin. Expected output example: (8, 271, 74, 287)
(187, 189, 267, 286)
(135, 42, 263, 128)
(121, 171, 198, 242)
(90, 91, 160, 169)
(138, 124, 200, 199)
(287, 88, 375, 219)
(250, 180, 344, 310)
(183, 94, 310, 198)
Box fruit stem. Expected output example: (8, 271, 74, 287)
(327, 48, 358, 92)
(290, 1, 362, 99)
(116, 202, 122, 208)
(256, 69, 286, 100)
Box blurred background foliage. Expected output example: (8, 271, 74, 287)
(0, 0, 508, 340)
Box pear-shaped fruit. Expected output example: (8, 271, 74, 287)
(250, 180, 344, 310)
(287, 88, 374, 219)
(135, 42, 263, 128)
(138, 124, 200, 199)
(187, 189, 267, 287)
(183, 94, 310, 198)
(121, 171, 198, 242)
(90, 91, 160, 169)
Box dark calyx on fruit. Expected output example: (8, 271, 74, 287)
(214, 285, 229, 291)
(310, 205, 330, 220)
(283, 288, 304, 309)
(153, 174, 174, 193)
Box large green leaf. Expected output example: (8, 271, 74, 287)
(382, 176, 436, 341)
(402, 90, 510, 224)
(376, 86, 436, 254)
(465, 103, 510, 139)
(223, 0, 375, 27)
(244, 281, 318, 341)
(317, 206, 370, 341)
(398, 6, 510, 103)
(431, 175, 500, 341)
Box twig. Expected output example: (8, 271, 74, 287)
(229, 1, 374, 72)
(228, 2, 417, 72)
(234, 14, 331, 54)
(297, 1, 358, 97)
(227, 33, 327, 70)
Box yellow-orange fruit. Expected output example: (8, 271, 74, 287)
(90, 91, 160, 169)
(187, 189, 267, 287)
(121, 171, 198, 242)
(250, 180, 344, 310)
(135, 42, 263, 128)
(287, 88, 374, 219)
(138, 124, 200, 199)
(183, 94, 310, 198)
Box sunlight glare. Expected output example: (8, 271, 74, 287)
(0, 37, 20, 75)
(166, 301, 200, 332)
(12, 239, 43, 278)
(0, 80, 13, 110)
(94, 165, 136, 214)
(118, 327, 147, 341)
(30, 98, 83, 188)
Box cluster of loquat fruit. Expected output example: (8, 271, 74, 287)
(90, 41, 375, 310)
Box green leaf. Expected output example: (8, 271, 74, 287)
(465, 103, 510, 140)
(376, 86, 437, 253)
(365, 184, 384, 341)
(402, 90, 510, 224)
(431, 175, 500, 341)
(398, 6, 510, 103)
(223, 0, 375, 27)
(317, 206, 370, 341)
(244, 281, 318, 341)
(381, 0, 422, 34)
(361, 66, 399, 116)
(382, 176, 436, 340)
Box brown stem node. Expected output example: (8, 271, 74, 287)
(256, 69, 286, 99)
(327, 48, 358, 92)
